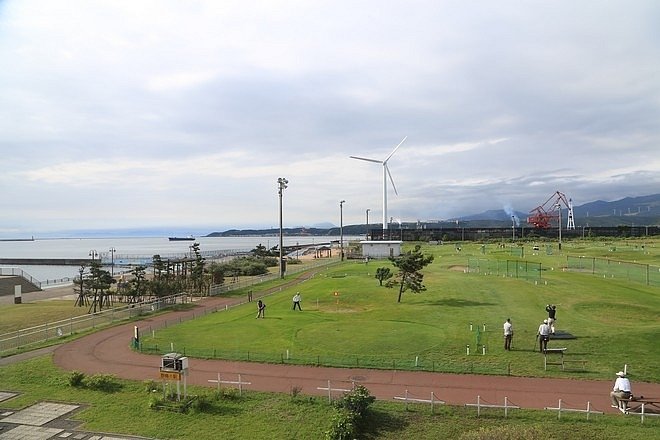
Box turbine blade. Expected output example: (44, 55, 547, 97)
(350, 156, 383, 164)
(386, 164, 398, 195)
(384, 136, 407, 163)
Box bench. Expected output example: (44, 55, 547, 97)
(543, 347, 567, 370)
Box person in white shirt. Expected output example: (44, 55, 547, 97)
(292, 292, 302, 311)
(610, 371, 632, 409)
(503, 318, 513, 351)
(537, 319, 551, 352)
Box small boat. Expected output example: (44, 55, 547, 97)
(168, 236, 195, 241)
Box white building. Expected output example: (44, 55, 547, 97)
(360, 240, 402, 259)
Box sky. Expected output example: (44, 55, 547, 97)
(1, 0, 659, 237)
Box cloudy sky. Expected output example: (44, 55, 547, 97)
(1, 0, 658, 237)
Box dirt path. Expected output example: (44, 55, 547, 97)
(36, 269, 660, 414)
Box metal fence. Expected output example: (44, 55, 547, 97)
(565, 256, 660, 287)
(0, 293, 189, 355)
(467, 258, 543, 281)
(209, 257, 339, 295)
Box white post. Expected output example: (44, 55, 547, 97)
(587, 401, 591, 420)
(558, 399, 562, 420)
(170, 342, 174, 351)
(287, 349, 290, 360)
(238, 374, 243, 396)
(624, 364, 628, 375)
(477, 395, 481, 417)
(483, 323, 486, 331)
(482, 345, 486, 355)
(466, 344, 470, 355)
(415, 356, 419, 367)
(216, 373, 221, 390)
(469, 322, 473, 331)
(327, 380, 332, 403)
(505, 396, 509, 418)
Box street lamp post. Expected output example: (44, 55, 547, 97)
(556, 203, 562, 251)
(340, 200, 345, 261)
(365, 208, 370, 239)
(89, 250, 98, 261)
(278, 177, 288, 279)
(109, 247, 116, 277)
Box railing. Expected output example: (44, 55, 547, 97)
(0, 293, 189, 355)
(0, 267, 41, 288)
(209, 257, 339, 295)
(565, 256, 660, 287)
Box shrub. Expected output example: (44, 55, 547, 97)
(326, 385, 375, 440)
(338, 385, 375, 417)
(83, 374, 122, 392)
(325, 408, 356, 440)
(143, 379, 159, 393)
(67, 371, 85, 387)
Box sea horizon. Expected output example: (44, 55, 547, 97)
(0, 235, 362, 283)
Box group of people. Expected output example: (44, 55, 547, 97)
(254, 292, 303, 319)
(501, 305, 559, 352)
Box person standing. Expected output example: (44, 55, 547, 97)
(610, 371, 632, 410)
(256, 300, 266, 319)
(537, 319, 551, 352)
(503, 318, 513, 351)
(545, 305, 557, 334)
(292, 292, 302, 311)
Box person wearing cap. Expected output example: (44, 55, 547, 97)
(537, 319, 551, 352)
(610, 371, 632, 409)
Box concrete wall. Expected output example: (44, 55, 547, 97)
(0, 276, 41, 297)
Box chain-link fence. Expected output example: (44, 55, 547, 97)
(467, 258, 543, 281)
(566, 256, 660, 287)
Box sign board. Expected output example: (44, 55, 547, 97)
(160, 370, 182, 381)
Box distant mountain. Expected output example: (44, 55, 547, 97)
(456, 194, 660, 228)
(206, 194, 660, 236)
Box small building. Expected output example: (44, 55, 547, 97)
(360, 240, 402, 259)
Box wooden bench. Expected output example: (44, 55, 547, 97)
(543, 347, 567, 370)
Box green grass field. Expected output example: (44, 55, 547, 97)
(140, 238, 660, 382)
(1, 237, 659, 439)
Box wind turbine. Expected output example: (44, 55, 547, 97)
(350, 137, 407, 233)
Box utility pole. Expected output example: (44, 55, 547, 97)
(340, 200, 345, 261)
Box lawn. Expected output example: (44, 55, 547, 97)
(141, 238, 660, 382)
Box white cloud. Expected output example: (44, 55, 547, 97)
(0, 0, 658, 235)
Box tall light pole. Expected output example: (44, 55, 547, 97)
(365, 208, 370, 239)
(340, 200, 345, 261)
(556, 203, 562, 251)
(109, 247, 116, 277)
(278, 177, 288, 278)
(89, 250, 98, 261)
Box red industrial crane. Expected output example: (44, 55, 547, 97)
(527, 191, 575, 229)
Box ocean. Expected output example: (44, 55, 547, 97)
(0, 235, 360, 283)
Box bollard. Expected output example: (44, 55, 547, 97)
(483, 323, 486, 331)
(469, 322, 473, 331)
(466, 344, 470, 356)
(415, 356, 419, 367)
(482, 345, 486, 355)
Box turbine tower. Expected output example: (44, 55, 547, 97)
(350, 137, 407, 233)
